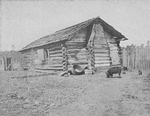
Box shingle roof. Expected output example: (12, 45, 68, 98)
(20, 17, 127, 51)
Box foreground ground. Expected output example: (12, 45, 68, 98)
(0, 70, 150, 116)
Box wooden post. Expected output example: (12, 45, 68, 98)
(87, 44, 95, 74)
(135, 46, 138, 69)
(61, 44, 69, 76)
(91, 43, 95, 73)
(148, 41, 150, 69)
(87, 24, 96, 74)
(30, 48, 35, 70)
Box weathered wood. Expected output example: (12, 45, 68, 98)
(49, 50, 62, 54)
(93, 46, 108, 49)
(95, 54, 109, 57)
(68, 59, 88, 64)
(68, 40, 86, 42)
(94, 51, 109, 54)
(61, 44, 69, 76)
(50, 54, 62, 57)
(68, 49, 81, 52)
(95, 60, 111, 64)
(95, 57, 110, 60)
(95, 63, 110, 67)
(52, 57, 63, 60)
(94, 49, 109, 53)
(66, 45, 85, 49)
(46, 64, 62, 67)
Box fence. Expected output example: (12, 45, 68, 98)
(122, 41, 150, 70)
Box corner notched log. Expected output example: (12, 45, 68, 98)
(61, 44, 69, 76)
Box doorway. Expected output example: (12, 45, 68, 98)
(6, 58, 12, 71)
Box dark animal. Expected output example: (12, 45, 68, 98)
(122, 66, 128, 71)
(106, 67, 121, 78)
(138, 70, 142, 75)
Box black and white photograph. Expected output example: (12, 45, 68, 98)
(0, 0, 150, 115)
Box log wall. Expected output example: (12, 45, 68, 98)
(104, 31, 121, 66)
(93, 24, 111, 67)
(66, 28, 88, 70)
(21, 23, 122, 73)
(41, 43, 63, 71)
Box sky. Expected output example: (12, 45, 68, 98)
(1, 0, 150, 51)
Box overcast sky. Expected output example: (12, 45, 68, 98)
(1, 0, 150, 51)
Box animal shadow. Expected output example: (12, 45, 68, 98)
(107, 75, 122, 78)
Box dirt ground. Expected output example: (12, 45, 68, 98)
(0, 70, 150, 116)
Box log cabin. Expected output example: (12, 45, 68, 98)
(20, 17, 127, 74)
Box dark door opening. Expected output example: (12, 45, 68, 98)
(6, 58, 12, 71)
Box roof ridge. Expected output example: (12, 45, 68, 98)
(20, 16, 127, 51)
(55, 17, 96, 34)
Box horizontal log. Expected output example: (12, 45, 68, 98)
(95, 60, 110, 63)
(95, 61, 110, 64)
(46, 64, 62, 67)
(94, 45, 108, 48)
(112, 62, 120, 65)
(52, 61, 63, 64)
(95, 60, 111, 64)
(94, 51, 109, 54)
(77, 51, 88, 54)
(50, 54, 62, 57)
(47, 47, 62, 52)
(77, 53, 88, 57)
(49, 50, 62, 55)
(68, 53, 77, 56)
(93, 46, 109, 49)
(66, 45, 84, 49)
(76, 52, 88, 55)
(77, 57, 88, 60)
(94, 49, 109, 52)
(111, 64, 121, 67)
(50, 56, 63, 60)
(94, 42, 107, 45)
(94, 53, 109, 55)
(95, 63, 110, 67)
(95, 54, 109, 57)
(68, 60, 88, 64)
(95, 57, 110, 60)
(94, 48, 110, 51)
(68, 50, 81, 54)
(68, 48, 81, 52)
(110, 49, 118, 52)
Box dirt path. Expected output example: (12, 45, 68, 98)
(0, 70, 150, 116)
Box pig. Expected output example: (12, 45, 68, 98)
(138, 69, 142, 75)
(106, 67, 121, 78)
